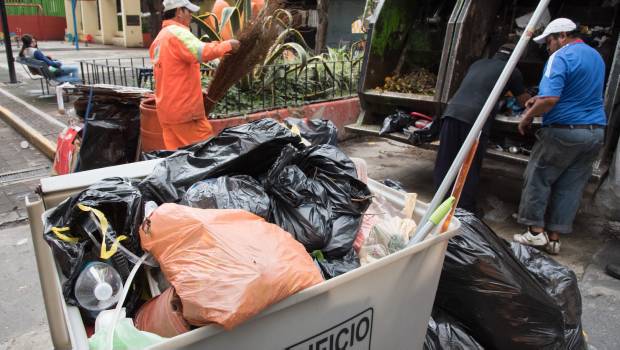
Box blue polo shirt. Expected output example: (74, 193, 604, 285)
(538, 41, 607, 126)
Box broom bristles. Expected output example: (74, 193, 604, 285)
(205, 0, 286, 116)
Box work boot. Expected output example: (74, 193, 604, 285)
(606, 263, 620, 280)
(513, 230, 549, 247)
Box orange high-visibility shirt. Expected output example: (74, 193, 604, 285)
(150, 19, 232, 125)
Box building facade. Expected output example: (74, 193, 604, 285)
(64, 0, 143, 47)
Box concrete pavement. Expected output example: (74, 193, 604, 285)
(0, 225, 52, 350)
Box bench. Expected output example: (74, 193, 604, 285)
(16, 57, 81, 96)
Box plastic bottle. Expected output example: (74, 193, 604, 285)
(75, 262, 123, 312)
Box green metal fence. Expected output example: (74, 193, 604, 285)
(6, 0, 66, 17)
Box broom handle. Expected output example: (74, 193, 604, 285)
(440, 136, 480, 233)
(409, 0, 551, 245)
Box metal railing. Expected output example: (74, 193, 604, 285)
(78, 57, 362, 118)
(79, 57, 153, 90)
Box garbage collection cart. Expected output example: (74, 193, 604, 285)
(27, 160, 460, 350)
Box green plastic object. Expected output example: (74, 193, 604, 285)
(89, 309, 166, 350)
(429, 197, 455, 226)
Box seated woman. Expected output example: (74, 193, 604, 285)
(19, 34, 81, 83)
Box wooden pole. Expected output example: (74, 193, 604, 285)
(315, 0, 329, 53)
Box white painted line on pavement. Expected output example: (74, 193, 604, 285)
(0, 86, 67, 129)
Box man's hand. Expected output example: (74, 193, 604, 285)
(525, 96, 537, 109)
(227, 39, 240, 52)
(518, 114, 533, 135)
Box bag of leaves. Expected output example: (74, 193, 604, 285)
(312, 249, 361, 280)
(75, 95, 141, 171)
(139, 118, 300, 203)
(379, 110, 413, 136)
(140, 204, 323, 330)
(181, 175, 270, 219)
(434, 209, 585, 350)
(43, 178, 146, 315)
(263, 144, 372, 258)
(284, 117, 338, 146)
(423, 307, 485, 350)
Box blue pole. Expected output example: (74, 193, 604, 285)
(72, 0, 79, 50)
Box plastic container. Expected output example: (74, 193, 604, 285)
(26, 160, 460, 350)
(74, 262, 123, 312)
(140, 97, 165, 152)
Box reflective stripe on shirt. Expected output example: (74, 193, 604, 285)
(167, 25, 206, 63)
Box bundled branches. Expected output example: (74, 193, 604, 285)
(204, 0, 288, 115)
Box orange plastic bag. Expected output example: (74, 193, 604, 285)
(140, 204, 323, 330)
(135, 287, 191, 338)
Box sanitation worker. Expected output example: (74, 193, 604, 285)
(514, 18, 606, 254)
(151, 0, 240, 150)
(433, 44, 530, 216)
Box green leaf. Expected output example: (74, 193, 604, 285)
(220, 7, 241, 38)
(235, 0, 252, 24)
(264, 42, 308, 69)
(192, 15, 222, 42)
(273, 28, 311, 51)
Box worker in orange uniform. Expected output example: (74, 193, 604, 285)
(151, 0, 240, 150)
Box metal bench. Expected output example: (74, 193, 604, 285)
(16, 57, 79, 96)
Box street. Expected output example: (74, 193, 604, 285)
(0, 43, 619, 350)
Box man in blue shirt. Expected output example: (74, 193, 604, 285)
(514, 18, 606, 254)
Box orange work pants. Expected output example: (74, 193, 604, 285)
(161, 118, 214, 150)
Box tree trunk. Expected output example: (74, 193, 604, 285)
(315, 0, 329, 53)
(143, 0, 163, 40)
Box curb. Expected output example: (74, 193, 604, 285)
(0, 104, 56, 160)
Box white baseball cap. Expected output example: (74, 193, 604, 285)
(533, 18, 577, 44)
(163, 0, 200, 13)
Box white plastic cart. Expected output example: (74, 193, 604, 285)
(26, 159, 460, 350)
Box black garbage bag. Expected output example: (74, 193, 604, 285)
(313, 249, 360, 280)
(181, 175, 270, 219)
(382, 179, 405, 192)
(139, 118, 301, 203)
(76, 95, 141, 171)
(435, 209, 583, 350)
(43, 178, 145, 314)
(406, 121, 441, 145)
(265, 146, 332, 251)
(264, 144, 372, 257)
(510, 243, 586, 350)
(140, 149, 176, 161)
(424, 308, 485, 350)
(379, 110, 413, 136)
(284, 117, 338, 146)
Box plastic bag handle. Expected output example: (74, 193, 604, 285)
(77, 204, 128, 260)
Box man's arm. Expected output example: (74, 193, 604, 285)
(518, 96, 560, 135)
(168, 25, 239, 64)
(517, 52, 567, 135)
